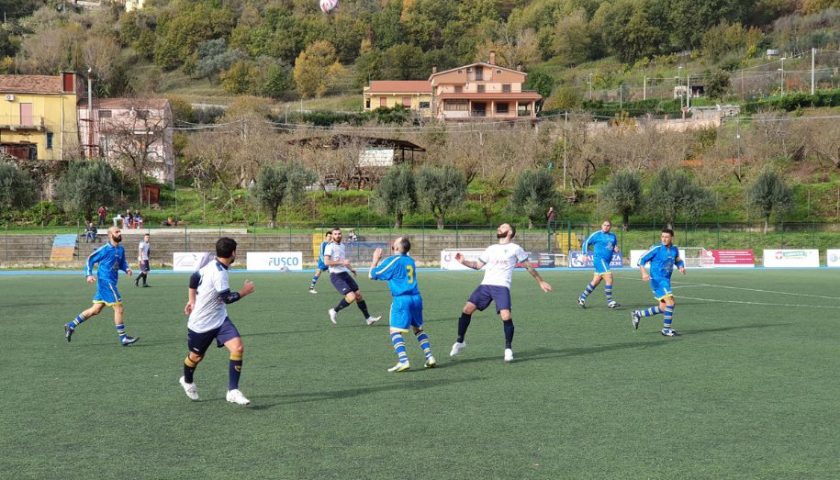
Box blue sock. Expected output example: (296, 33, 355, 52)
(415, 330, 433, 360)
(67, 314, 86, 329)
(391, 332, 408, 364)
(641, 306, 662, 317)
(309, 274, 319, 288)
(604, 284, 614, 302)
(664, 305, 674, 329)
(115, 323, 126, 342)
(503, 320, 514, 349)
(229, 352, 242, 390)
(580, 282, 596, 300)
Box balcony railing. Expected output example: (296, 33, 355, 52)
(0, 116, 46, 130)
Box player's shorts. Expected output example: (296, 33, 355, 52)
(93, 279, 122, 305)
(187, 317, 241, 356)
(649, 277, 673, 300)
(140, 260, 150, 273)
(330, 271, 359, 295)
(390, 294, 423, 332)
(593, 257, 612, 275)
(317, 260, 328, 271)
(467, 284, 512, 313)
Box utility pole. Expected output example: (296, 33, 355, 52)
(811, 47, 816, 95)
(563, 111, 568, 191)
(87, 67, 93, 159)
(643, 76, 647, 101)
(779, 57, 786, 96)
(587, 73, 592, 101)
(686, 74, 691, 109)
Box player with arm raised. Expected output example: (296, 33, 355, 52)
(370, 237, 436, 372)
(179, 238, 255, 405)
(64, 226, 138, 346)
(450, 223, 552, 363)
(325, 227, 380, 326)
(631, 228, 686, 337)
(578, 220, 621, 309)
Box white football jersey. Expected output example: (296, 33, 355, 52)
(478, 243, 529, 289)
(324, 242, 349, 274)
(188, 260, 230, 333)
(138, 241, 150, 261)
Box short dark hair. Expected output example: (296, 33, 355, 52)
(509, 224, 517, 238)
(216, 237, 237, 258)
(332, 227, 342, 233)
(398, 237, 411, 253)
(661, 228, 675, 237)
(325, 231, 332, 236)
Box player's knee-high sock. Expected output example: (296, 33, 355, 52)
(115, 323, 127, 342)
(141, 273, 148, 286)
(415, 330, 433, 359)
(456, 313, 472, 343)
(663, 305, 674, 329)
(229, 352, 243, 390)
(334, 298, 350, 312)
(357, 300, 371, 318)
(67, 313, 86, 330)
(503, 320, 514, 349)
(391, 332, 409, 364)
(309, 274, 319, 288)
(184, 357, 197, 383)
(579, 282, 596, 300)
(641, 306, 662, 317)
(604, 284, 614, 302)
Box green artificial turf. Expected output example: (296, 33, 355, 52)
(2, 269, 839, 479)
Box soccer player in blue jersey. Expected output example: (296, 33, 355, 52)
(578, 220, 621, 308)
(370, 237, 436, 372)
(632, 228, 686, 337)
(308, 231, 332, 294)
(64, 226, 139, 346)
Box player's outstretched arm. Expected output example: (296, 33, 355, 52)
(455, 252, 485, 270)
(523, 261, 552, 292)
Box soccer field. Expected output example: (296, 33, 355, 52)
(3, 269, 839, 479)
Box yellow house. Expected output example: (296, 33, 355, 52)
(363, 81, 433, 117)
(0, 73, 81, 161)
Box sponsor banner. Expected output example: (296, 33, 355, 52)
(246, 252, 303, 271)
(440, 249, 484, 270)
(630, 250, 647, 268)
(173, 252, 211, 272)
(763, 249, 819, 268)
(568, 251, 623, 269)
(711, 249, 755, 267)
(826, 249, 840, 267)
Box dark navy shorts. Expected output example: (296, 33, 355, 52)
(467, 285, 512, 313)
(330, 271, 359, 295)
(187, 317, 241, 356)
(140, 260, 150, 273)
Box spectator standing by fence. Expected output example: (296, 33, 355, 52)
(97, 206, 107, 227)
(547, 207, 557, 234)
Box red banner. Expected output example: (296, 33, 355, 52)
(711, 249, 755, 267)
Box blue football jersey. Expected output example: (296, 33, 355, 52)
(318, 241, 329, 263)
(583, 231, 618, 260)
(369, 254, 420, 297)
(638, 244, 684, 280)
(85, 243, 129, 282)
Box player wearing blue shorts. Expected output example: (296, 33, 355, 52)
(64, 226, 138, 346)
(578, 220, 621, 308)
(370, 237, 436, 372)
(325, 227, 380, 326)
(179, 238, 255, 405)
(632, 228, 686, 337)
(450, 223, 553, 362)
(308, 232, 331, 294)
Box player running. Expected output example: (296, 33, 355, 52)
(64, 226, 138, 346)
(450, 223, 552, 362)
(325, 227, 381, 326)
(179, 238, 255, 405)
(578, 220, 620, 308)
(631, 228, 686, 337)
(370, 237, 436, 373)
(308, 231, 332, 294)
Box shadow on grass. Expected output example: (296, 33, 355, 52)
(246, 376, 488, 410)
(680, 322, 792, 335)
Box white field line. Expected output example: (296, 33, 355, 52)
(615, 275, 840, 301)
(678, 295, 840, 310)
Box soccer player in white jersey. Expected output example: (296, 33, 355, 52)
(324, 227, 381, 325)
(179, 238, 255, 406)
(450, 223, 552, 362)
(135, 233, 151, 287)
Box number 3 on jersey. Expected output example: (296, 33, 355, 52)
(406, 265, 414, 284)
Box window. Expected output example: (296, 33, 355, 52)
(502, 84, 511, 93)
(46, 132, 53, 149)
(380, 97, 387, 107)
(365, 99, 371, 109)
(454, 85, 463, 93)
(99, 110, 112, 118)
(477, 85, 485, 93)
(496, 103, 509, 114)
(419, 101, 430, 109)
(518, 102, 532, 116)
(136, 109, 149, 120)
(475, 68, 483, 81)
(402, 97, 411, 107)
(443, 100, 469, 111)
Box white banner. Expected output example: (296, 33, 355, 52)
(246, 252, 303, 271)
(763, 249, 819, 268)
(172, 252, 211, 272)
(630, 250, 648, 269)
(826, 249, 840, 267)
(440, 249, 484, 270)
